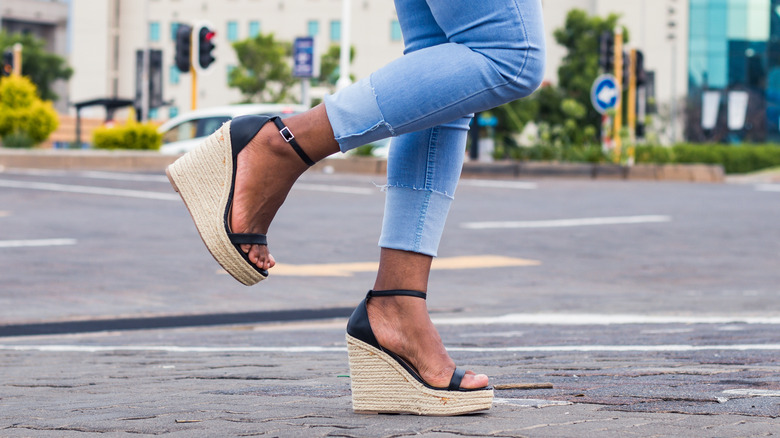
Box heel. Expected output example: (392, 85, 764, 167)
(347, 334, 493, 416)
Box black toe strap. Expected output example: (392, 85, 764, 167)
(228, 233, 267, 246)
(448, 367, 466, 391)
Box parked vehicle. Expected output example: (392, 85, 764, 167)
(158, 104, 307, 154)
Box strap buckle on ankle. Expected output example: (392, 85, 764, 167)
(279, 126, 295, 142)
(271, 116, 315, 167)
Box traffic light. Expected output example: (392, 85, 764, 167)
(635, 50, 646, 85)
(599, 31, 615, 72)
(2, 50, 13, 76)
(175, 24, 192, 73)
(195, 25, 216, 71)
(622, 50, 631, 89)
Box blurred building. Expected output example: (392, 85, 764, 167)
(687, 0, 780, 143)
(67, 0, 402, 121)
(20, 0, 780, 143)
(0, 0, 70, 112)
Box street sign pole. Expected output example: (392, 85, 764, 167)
(627, 49, 637, 165)
(591, 74, 620, 152)
(613, 29, 623, 161)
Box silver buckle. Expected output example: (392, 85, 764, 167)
(279, 126, 294, 142)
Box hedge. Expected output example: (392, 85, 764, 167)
(635, 143, 780, 174)
(92, 122, 162, 151)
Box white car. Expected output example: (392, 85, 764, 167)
(158, 104, 307, 154)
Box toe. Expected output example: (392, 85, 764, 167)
(460, 373, 489, 389)
(248, 245, 275, 270)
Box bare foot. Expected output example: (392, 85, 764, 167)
(366, 294, 489, 389)
(229, 121, 310, 270)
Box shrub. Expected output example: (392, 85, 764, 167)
(634, 145, 674, 164)
(672, 144, 780, 174)
(92, 122, 162, 151)
(1, 131, 35, 148)
(0, 76, 58, 146)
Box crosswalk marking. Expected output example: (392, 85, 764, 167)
(0, 238, 77, 248)
(462, 215, 672, 230)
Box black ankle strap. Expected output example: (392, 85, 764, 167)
(368, 289, 427, 300)
(271, 117, 315, 166)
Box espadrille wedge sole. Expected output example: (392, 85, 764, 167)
(166, 115, 314, 286)
(346, 290, 494, 416)
(166, 120, 267, 286)
(346, 334, 494, 415)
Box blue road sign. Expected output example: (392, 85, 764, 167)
(293, 37, 315, 78)
(591, 74, 620, 114)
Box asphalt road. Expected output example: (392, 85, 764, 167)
(1, 166, 779, 436)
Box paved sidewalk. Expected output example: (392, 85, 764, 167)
(2, 321, 779, 437)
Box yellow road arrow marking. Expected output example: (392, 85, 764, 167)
(222, 255, 540, 277)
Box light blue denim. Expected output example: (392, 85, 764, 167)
(323, 0, 546, 256)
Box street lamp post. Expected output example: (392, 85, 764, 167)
(336, 0, 352, 91)
(668, 0, 678, 143)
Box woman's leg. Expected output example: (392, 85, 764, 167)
(232, 0, 545, 271)
(365, 0, 486, 389)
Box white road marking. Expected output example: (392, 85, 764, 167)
(723, 389, 780, 397)
(0, 238, 77, 248)
(2, 168, 169, 182)
(3, 343, 780, 354)
(433, 313, 780, 326)
(493, 398, 572, 407)
(756, 184, 780, 192)
(1, 173, 372, 198)
(0, 179, 180, 201)
(460, 179, 537, 190)
(293, 183, 374, 195)
(462, 215, 672, 230)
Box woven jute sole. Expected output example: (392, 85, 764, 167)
(165, 121, 266, 286)
(346, 334, 493, 416)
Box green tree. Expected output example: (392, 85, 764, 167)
(229, 33, 296, 103)
(317, 44, 356, 90)
(553, 9, 627, 136)
(0, 75, 58, 147)
(0, 31, 73, 102)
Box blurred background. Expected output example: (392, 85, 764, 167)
(1, 0, 779, 174)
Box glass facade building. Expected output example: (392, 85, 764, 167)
(688, 0, 780, 141)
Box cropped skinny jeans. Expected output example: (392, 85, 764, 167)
(323, 0, 546, 256)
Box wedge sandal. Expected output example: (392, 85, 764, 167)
(346, 290, 494, 415)
(166, 115, 314, 286)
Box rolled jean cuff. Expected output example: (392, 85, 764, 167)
(378, 185, 454, 257)
(323, 76, 396, 152)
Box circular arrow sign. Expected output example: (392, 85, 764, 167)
(591, 74, 620, 114)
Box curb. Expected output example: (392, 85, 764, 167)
(0, 149, 725, 183)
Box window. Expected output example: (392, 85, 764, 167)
(390, 19, 402, 42)
(227, 21, 239, 41)
(307, 20, 320, 37)
(169, 65, 180, 85)
(249, 21, 261, 37)
(170, 22, 179, 41)
(149, 22, 161, 42)
(330, 20, 341, 42)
